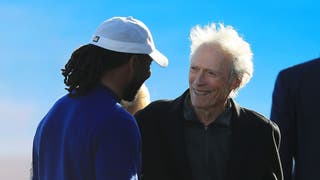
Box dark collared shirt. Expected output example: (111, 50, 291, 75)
(183, 94, 232, 180)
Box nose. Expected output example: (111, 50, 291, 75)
(193, 71, 206, 85)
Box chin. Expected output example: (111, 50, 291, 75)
(123, 92, 137, 102)
(123, 85, 141, 102)
(191, 100, 206, 108)
(193, 103, 210, 109)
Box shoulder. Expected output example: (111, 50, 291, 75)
(138, 99, 174, 114)
(134, 99, 176, 126)
(69, 91, 136, 132)
(235, 106, 281, 147)
(99, 102, 136, 130)
(135, 90, 188, 129)
(238, 106, 280, 135)
(93, 104, 139, 143)
(279, 57, 320, 78)
(135, 90, 188, 119)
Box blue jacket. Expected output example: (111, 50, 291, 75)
(32, 85, 141, 180)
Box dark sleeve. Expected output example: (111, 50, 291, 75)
(270, 121, 284, 180)
(32, 141, 38, 180)
(32, 119, 45, 180)
(259, 120, 283, 180)
(270, 71, 296, 180)
(135, 104, 172, 180)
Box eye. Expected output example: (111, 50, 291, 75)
(207, 70, 217, 76)
(190, 66, 198, 71)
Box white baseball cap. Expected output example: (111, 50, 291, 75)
(90, 16, 168, 67)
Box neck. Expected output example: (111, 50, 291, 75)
(194, 102, 228, 126)
(100, 65, 131, 100)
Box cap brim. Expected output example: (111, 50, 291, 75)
(149, 50, 168, 67)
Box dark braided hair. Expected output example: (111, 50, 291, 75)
(62, 44, 134, 97)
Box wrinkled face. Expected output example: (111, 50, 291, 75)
(123, 55, 152, 101)
(189, 44, 237, 110)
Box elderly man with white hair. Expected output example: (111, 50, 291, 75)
(135, 23, 283, 180)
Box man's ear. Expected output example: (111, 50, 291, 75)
(129, 55, 141, 69)
(127, 55, 139, 78)
(231, 77, 241, 90)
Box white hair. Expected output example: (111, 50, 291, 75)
(189, 23, 253, 98)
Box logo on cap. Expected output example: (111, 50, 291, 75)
(93, 36, 100, 42)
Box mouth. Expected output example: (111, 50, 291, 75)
(192, 88, 210, 96)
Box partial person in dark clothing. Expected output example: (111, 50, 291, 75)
(135, 22, 283, 180)
(271, 57, 320, 180)
(32, 16, 168, 180)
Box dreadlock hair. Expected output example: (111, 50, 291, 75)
(62, 44, 135, 97)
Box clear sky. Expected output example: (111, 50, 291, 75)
(1, 0, 319, 158)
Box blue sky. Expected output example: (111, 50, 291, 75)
(1, 0, 319, 156)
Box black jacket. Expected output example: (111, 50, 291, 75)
(136, 90, 283, 180)
(271, 58, 320, 180)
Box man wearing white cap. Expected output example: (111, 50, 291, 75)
(32, 16, 168, 180)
